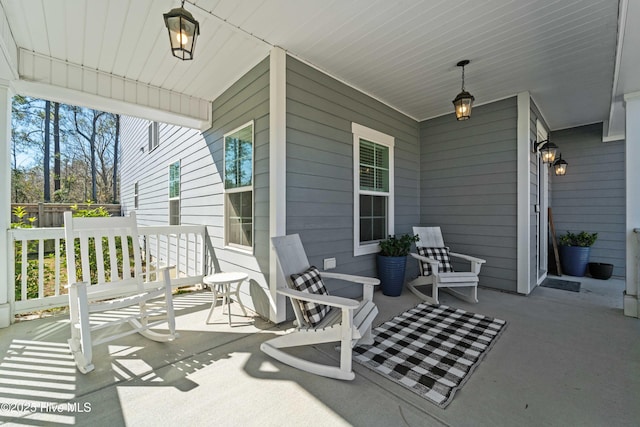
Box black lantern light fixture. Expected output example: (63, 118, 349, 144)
(452, 60, 475, 120)
(553, 154, 568, 176)
(164, 1, 200, 60)
(532, 138, 568, 175)
(532, 139, 558, 164)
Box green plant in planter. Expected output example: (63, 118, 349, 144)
(558, 231, 598, 277)
(559, 231, 598, 247)
(379, 234, 420, 257)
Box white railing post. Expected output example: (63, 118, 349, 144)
(0, 83, 13, 328)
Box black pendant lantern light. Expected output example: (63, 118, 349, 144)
(164, 1, 200, 60)
(452, 60, 475, 120)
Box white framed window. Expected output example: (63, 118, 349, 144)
(148, 122, 159, 152)
(134, 182, 139, 209)
(168, 161, 180, 225)
(352, 123, 394, 256)
(224, 121, 254, 251)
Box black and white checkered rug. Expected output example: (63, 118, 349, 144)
(353, 303, 506, 408)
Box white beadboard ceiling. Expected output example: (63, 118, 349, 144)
(0, 0, 636, 132)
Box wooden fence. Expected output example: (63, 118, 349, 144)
(11, 203, 122, 227)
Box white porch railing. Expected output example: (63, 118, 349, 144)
(8, 225, 208, 315)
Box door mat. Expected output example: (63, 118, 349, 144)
(541, 278, 581, 292)
(353, 303, 506, 408)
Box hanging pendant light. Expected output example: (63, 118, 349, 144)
(164, 1, 200, 60)
(553, 154, 568, 176)
(452, 60, 475, 120)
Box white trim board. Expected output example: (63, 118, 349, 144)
(269, 47, 287, 323)
(517, 92, 531, 295)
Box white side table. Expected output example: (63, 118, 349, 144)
(203, 272, 249, 325)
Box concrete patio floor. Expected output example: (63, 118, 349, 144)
(0, 275, 638, 427)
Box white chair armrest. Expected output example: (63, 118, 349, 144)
(410, 252, 440, 266)
(277, 287, 360, 310)
(142, 264, 175, 275)
(65, 281, 88, 290)
(448, 252, 486, 264)
(320, 272, 380, 286)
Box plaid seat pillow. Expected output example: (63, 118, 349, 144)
(290, 266, 331, 326)
(417, 247, 454, 276)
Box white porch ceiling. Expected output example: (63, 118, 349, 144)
(0, 0, 636, 133)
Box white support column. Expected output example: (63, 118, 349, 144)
(0, 81, 13, 327)
(517, 92, 531, 294)
(269, 47, 287, 323)
(623, 91, 640, 318)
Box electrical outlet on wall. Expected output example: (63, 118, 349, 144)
(324, 257, 336, 270)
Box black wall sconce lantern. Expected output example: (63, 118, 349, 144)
(164, 1, 200, 60)
(532, 139, 568, 175)
(452, 60, 475, 120)
(531, 139, 558, 164)
(553, 154, 568, 176)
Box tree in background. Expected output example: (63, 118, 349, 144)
(11, 95, 46, 202)
(11, 96, 120, 204)
(53, 102, 61, 199)
(43, 100, 51, 202)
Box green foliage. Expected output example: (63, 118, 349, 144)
(378, 234, 420, 257)
(12, 206, 49, 302)
(66, 204, 114, 285)
(11, 205, 37, 228)
(69, 202, 110, 217)
(559, 231, 598, 247)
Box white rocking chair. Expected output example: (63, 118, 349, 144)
(63, 211, 178, 373)
(261, 234, 379, 380)
(408, 226, 486, 305)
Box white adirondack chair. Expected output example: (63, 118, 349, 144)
(261, 234, 379, 380)
(63, 211, 178, 373)
(408, 226, 486, 305)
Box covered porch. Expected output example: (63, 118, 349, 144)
(0, 276, 637, 426)
(0, 1, 639, 424)
(0, 1, 639, 326)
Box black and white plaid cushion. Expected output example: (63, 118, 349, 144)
(290, 266, 330, 326)
(417, 247, 454, 275)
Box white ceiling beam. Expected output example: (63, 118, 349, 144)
(15, 49, 210, 130)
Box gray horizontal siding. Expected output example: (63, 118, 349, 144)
(120, 57, 272, 318)
(121, 119, 204, 227)
(203, 56, 271, 316)
(286, 56, 420, 297)
(419, 97, 518, 292)
(550, 123, 626, 278)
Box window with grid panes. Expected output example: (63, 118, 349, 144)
(224, 121, 253, 250)
(148, 122, 159, 152)
(168, 161, 180, 225)
(134, 182, 139, 209)
(353, 123, 394, 256)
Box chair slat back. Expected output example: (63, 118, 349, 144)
(64, 211, 144, 291)
(413, 226, 445, 248)
(271, 234, 311, 280)
(271, 234, 312, 327)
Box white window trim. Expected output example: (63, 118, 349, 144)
(352, 123, 395, 256)
(223, 120, 255, 253)
(168, 160, 180, 225)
